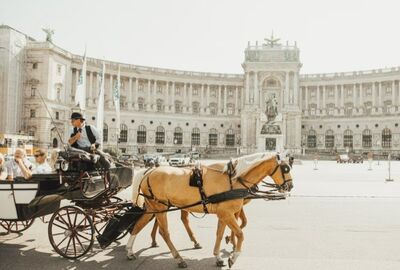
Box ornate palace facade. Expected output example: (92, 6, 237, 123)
(1, 25, 400, 155)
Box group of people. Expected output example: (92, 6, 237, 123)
(0, 112, 102, 181)
(0, 148, 53, 180)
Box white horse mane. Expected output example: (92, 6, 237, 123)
(223, 152, 277, 179)
(131, 168, 153, 208)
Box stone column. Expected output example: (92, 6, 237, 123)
(217, 85, 221, 114)
(316, 86, 320, 110)
(322, 85, 326, 110)
(109, 74, 113, 108)
(294, 72, 298, 105)
(154, 80, 157, 111)
(134, 78, 138, 110)
(353, 84, 357, 107)
(165, 81, 169, 112)
(285, 72, 289, 105)
(245, 73, 250, 104)
(392, 81, 396, 106)
(128, 77, 132, 109)
(88, 71, 93, 107)
(206, 85, 210, 113)
(340, 85, 344, 108)
(359, 83, 363, 107)
(223, 86, 227, 115)
(372, 82, 376, 107)
(200, 84, 204, 113)
(378, 82, 382, 108)
(335, 85, 339, 108)
(235, 86, 239, 114)
(304, 86, 309, 111)
(147, 80, 151, 111)
(171, 82, 175, 113)
(183, 83, 187, 112)
(254, 72, 258, 105)
(189, 83, 193, 112)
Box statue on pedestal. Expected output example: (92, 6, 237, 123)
(42, 28, 54, 43)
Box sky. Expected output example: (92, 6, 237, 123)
(0, 0, 399, 74)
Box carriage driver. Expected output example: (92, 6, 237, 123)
(68, 112, 101, 151)
(68, 112, 111, 169)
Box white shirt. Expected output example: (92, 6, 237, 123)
(6, 158, 33, 178)
(69, 124, 101, 148)
(32, 162, 52, 174)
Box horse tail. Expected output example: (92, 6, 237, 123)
(131, 168, 151, 207)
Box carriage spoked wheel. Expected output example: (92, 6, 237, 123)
(93, 196, 129, 241)
(48, 206, 94, 259)
(0, 219, 35, 233)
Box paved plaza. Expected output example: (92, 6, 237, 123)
(1, 160, 400, 270)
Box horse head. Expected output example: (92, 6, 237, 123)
(237, 153, 293, 192)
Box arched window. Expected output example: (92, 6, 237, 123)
(382, 128, 392, 148)
(120, 124, 128, 143)
(191, 128, 200, 146)
(173, 127, 183, 145)
(325, 129, 334, 148)
(137, 125, 146, 144)
(155, 126, 165, 144)
(307, 129, 316, 148)
(343, 129, 353, 148)
(103, 123, 108, 142)
(192, 101, 200, 114)
(156, 99, 164, 112)
(225, 129, 235, 146)
(175, 100, 182, 113)
(362, 129, 372, 148)
(209, 128, 218, 146)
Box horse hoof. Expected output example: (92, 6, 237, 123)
(194, 243, 202, 249)
(228, 258, 234, 268)
(225, 236, 230, 244)
(178, 261, 188, 268)
(151, 242, 159, 248)
(216, 260, 225, 267)
(127, 252, 137, 260)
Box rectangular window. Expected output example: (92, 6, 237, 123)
(55, 111, 59, 120)
(228, 89, 234, 97)
(174, 133, 183, 144)
(325, 135, 334, 148)
(30, 109, 36, 118)
(31, 87, 36, 97)
(137, 131, 146, 143)
(226, 134, 235, 146)
(191, 133, 200, 146)
(193, 88, 198, 96)
(362, 135, 372, 148)
(307, 135, 316, 148)
(33, 63, 38, 69)
(209, 134, 218, 146)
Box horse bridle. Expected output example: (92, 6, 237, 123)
(237, 156, 292, 192)
(264, 156, 293, 191)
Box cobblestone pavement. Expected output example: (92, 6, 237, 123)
(1, 160, 400, 270)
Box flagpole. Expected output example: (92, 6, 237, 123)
(96, 60, 105, 150)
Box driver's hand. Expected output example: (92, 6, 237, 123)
(90, 144, 96, 151)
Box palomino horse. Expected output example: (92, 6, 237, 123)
(127, 153, 293, 268)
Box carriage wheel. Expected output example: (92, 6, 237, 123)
(48, 206, 94, 259)
(0, 219, 35, 233)
(93, 196, 129, 241)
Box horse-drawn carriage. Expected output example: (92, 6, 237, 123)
(0, 147, 134, 259)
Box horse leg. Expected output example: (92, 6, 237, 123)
(180, 211, 202, 249)
(213, 219, 227, 267)
(126, 213, 154, 260)
(156, 212, 187, 268)
(229, 208, 248, 251)
(150, 218, 159, 247)
(222, 214, 245, 268)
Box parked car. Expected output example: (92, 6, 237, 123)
(350, 155, 363, 163)
(143, 154, 157, 167)
(336, 154, 350, 163)
(189, 151, 201, 160)
(169, 154, 191, 166)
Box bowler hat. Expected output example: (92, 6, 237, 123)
(70, 112, 85, 120)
